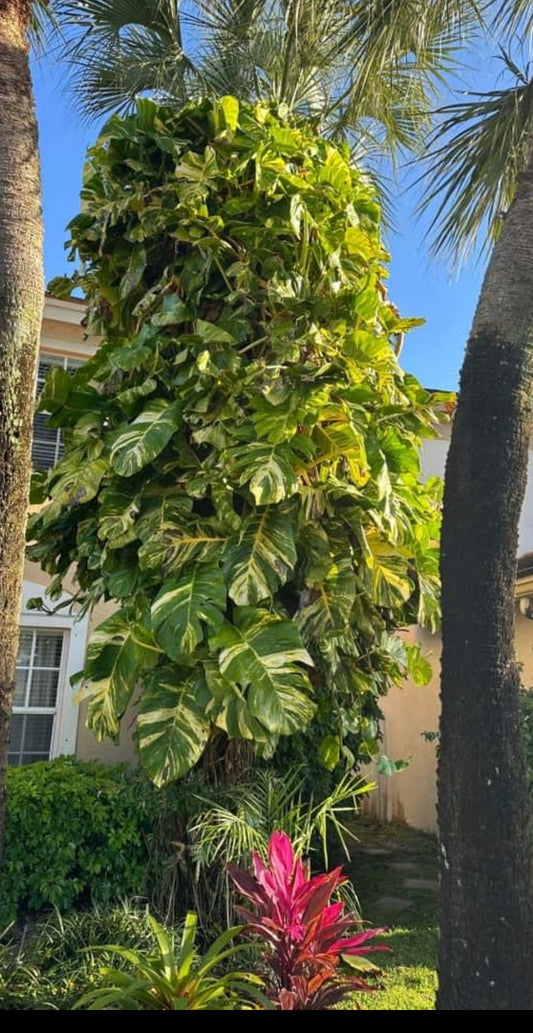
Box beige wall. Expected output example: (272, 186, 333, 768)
(365, 425, 533, 832)
(368, 610, 533, 833)
(365, 626, 440, 832)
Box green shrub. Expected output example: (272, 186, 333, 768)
(1, 757, 159, 924)
(0, 756, 368, 931)
(0, 902, 158, 1011)
(76, 911, 264, 1011)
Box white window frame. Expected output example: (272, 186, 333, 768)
(15, 581, 90, 759)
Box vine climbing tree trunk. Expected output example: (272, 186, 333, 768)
(438, 149, 533, 1010)
(0, 0, 44, 867)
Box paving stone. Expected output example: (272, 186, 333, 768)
(355, 846, 392, 857)
(380, 839, 413, 851)
(404, 878, 438, 891)
(388, 861, 418, 871)
(374, 896, 412, 912)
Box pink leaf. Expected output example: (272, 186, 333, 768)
(268, 830, 295, 879)
(227, 863, 269, 908)
(300, 869, 345, 923)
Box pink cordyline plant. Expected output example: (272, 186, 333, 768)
(227, 830, 388, 1010)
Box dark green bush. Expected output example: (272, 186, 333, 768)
(0, 755, 366, 932)
(1, 758, 160, 925)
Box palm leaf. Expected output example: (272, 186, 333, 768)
(49, 0, 485, 171)
(419, 63, 533, 260)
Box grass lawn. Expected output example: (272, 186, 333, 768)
(339, 820, 438, 1011)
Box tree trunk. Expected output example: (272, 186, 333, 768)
(438, 150, 533, 1009)
(0, 1, 44, 868)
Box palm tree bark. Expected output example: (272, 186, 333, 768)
(438, 150, 533, 1009)
(0, 0, 44, 867)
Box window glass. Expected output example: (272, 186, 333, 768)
(9, 630, 65, 765)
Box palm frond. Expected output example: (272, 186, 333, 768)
(419, 59, 533, 262)
(48, 0, 486, 166)
(189, 766, 371, 871)
(49, 0, 197, 116)
(491, 0, 533, 36)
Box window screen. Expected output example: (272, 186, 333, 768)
(9, 629, 66, 765)
(32, 355, 84, 470)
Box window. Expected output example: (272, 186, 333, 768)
(9, 582, 91, 767)
(9, 629, 66, 765)
(32, 354, 84, 470)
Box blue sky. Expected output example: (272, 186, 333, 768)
(33, 59, 488, 392)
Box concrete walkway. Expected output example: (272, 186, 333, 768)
(343, 821, 438, 923)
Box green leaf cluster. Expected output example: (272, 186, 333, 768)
(35, 97, 447, 785)
(0, 758, 157, 926)
(76, 911, 266, 1011)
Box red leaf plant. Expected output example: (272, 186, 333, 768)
(227, 830, 388, 1010)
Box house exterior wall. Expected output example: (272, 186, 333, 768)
(366, 432, 533, 832)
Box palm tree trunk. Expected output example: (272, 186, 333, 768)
(0, 1, 44, 867)
(438, 149, 533, 1009)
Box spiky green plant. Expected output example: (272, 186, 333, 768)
(76, 911, 266, 1010)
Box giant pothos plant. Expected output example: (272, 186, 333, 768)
(31, 97, 445, 787)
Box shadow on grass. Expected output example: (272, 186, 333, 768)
(338, 820, 439, 1010)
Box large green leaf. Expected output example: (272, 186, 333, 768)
(226, 442, 301, 505)
(138, 667, 211, 787)
(213, 608, 315, 736)
(110, 399, 182, 477)
(312, 416, 370, 486)
(97, 485, 141, 548)
(79, 612, 160, 740)
(202, 661, 275, 747)
(224, 505, 297, 606)
(365, 544, 414, 607)
(297, 557, 356, 641)
(137, 496, 227, 571)
(151, 565, 227, 660)
(51, 457, 108, 507)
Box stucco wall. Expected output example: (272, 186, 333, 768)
(365, 429, 533, 832)
(369, 612, 533, 834)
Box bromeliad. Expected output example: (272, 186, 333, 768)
(228, 830, 387, 1010)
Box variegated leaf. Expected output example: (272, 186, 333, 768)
(297, 556, 356, 641)
(226, 442, 301, 505)
(137, 497, 226, 571)
(213, 608, 315, 736)
(78, 611, 160, 740)
(151, 565, 226, 660)
(138, 667, 211, 786)
(110, 399, 182, 477)
(224, 505, 296, 606)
